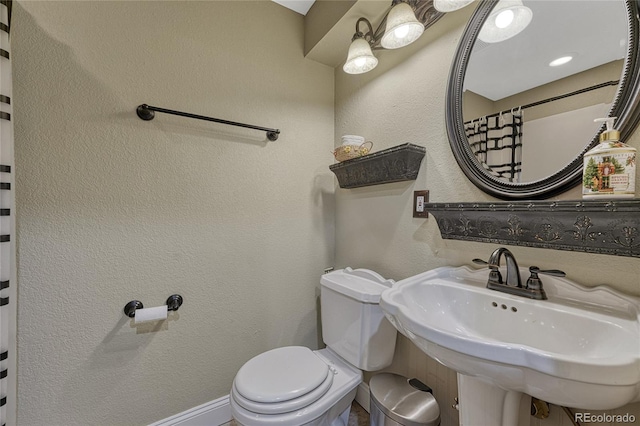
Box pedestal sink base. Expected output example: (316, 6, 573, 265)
(458, 374, 530, 426)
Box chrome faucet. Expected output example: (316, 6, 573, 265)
(473, 247, 565, 300)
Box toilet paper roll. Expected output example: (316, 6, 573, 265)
(134, 305, 168, 324)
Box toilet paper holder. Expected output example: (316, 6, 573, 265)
(123, 294, 183, 318)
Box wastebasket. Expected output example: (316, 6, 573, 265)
(369, 373, 440, 426)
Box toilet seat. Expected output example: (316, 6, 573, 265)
(233, 346, 334, 414)
(230, 348, 363, 426)
(232, 372, 333, 414)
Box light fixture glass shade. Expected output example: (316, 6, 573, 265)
(433, 0, 475, 13)
(343, 37, 378, 74)
(380, 2, 424, 49)
(478, 0, 532, 44)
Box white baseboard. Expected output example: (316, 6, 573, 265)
(354, 382, 370, 413)
(149, 383, 369, 426)
(148, 395, 232, 426)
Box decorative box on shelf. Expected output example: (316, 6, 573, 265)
(329, 143, 426, 189)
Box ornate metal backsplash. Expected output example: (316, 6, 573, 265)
(425, 200, 640, 257)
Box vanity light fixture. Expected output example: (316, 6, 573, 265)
(549, 56, 573, 67)
(433, 0, 475, 13)
(380, 2, 424, 49)
(343, 0, 445, 74)
(343, 18, 380, 74)
(478, 0, 532, 44)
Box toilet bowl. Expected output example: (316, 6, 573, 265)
(230, 268, 398, 426)
(230, 347, 361, 426)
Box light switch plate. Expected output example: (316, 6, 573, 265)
(413, 190, 429, 218)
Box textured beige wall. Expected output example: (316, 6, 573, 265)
(12, 1, 334, 425)
(335, 6, 640, 426)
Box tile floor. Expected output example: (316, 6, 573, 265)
(348, 401, 370, 426)
(223, 401, 369, 426)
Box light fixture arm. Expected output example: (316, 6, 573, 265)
(354, 17, 375, 41)
(408, 0, 446, 30)
(370, 12, 391, 49)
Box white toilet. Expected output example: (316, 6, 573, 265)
(230, 268, 398, 426)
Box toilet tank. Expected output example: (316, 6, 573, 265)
(320, 268, 398, 371)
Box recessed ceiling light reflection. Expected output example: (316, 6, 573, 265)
(549, 56, 573, 67)
(495, 9, 514, 28)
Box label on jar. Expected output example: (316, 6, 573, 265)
(582, 150, 636, 198)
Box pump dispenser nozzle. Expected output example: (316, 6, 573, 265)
(594, 117, 620, 142)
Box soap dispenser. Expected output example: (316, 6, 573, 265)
(582, 117, 636, 199)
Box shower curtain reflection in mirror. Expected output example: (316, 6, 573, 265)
(465, 102, 611, 183)
(465, 110, 523, 183)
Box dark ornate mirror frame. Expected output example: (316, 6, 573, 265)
(446, 0, 640, 200)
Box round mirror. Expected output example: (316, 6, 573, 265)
(446, 0, 640, 199)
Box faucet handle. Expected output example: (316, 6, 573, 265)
(473, 258, 501, 269)
(525, 266, 565, 300)
(528, 266, 566, 278)
(473, 258, 503, 285)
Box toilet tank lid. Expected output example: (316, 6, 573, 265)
(321, 268, 395, 303)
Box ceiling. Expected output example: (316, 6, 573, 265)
(272, 0, 316, 15)
(464, 0, 628, 101)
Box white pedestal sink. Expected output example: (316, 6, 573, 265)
(380, 265, 640, 426)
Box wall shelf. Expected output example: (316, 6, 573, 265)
(425, 199, 640, 258)
(330, 143, 426, 189)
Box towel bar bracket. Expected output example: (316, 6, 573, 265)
(136, 105, 155, 121)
